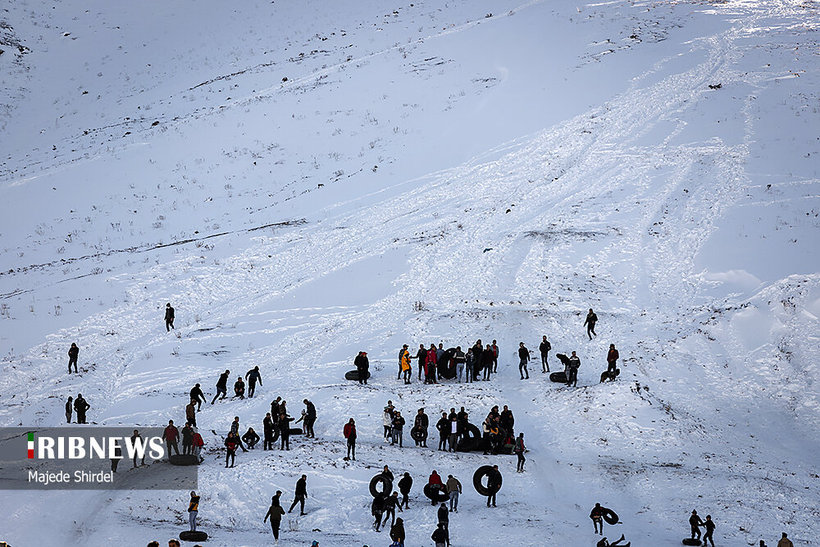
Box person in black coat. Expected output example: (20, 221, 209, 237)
(398, 472, 413, 509)
(518, 342, 530, 379)
(74, 394, 90, 424)
(67, 343, 79, 374)
(242, 427, 260, 449)
(413, 408, 429, 447)
(65, 396, 73, 423)
(486, 465, 501, 507)
(279, 412, 293, 450)
(415, 344, 427, 381)
(584, 308, 598, 339)
(437, 503, 450, 545)
(288, 475, 308, 515)
(190, 383, 206, 411)
(165, 303, 175, 331)
(436, 412, 449, 451)
(263, 413, 275, 450)
(371, 493, 386, 531)
(211, 370, 230, 404)
(244, 366, 262, 398)
(539, 336, 551, 372)
(303, 399, 316, 438)
(390, 517, 406, 545)
(354, 351, 369, 384)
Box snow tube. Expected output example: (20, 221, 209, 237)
(437, 348, 457, 379)
(410, 427, 427, 442)
(168, 454, 199, 466)
(601, 507, 619, 525)
(369, 474, 393, 498)
(473, 465, 502, 496)
(456, 423, 482, 452)
(682, 539, 701, 546)
(345, 369, 371, 381)
(288, 427, 303, 435)
(179, 530, 208, 541)
(423, 483, 449, 503)
(549, 371, 568, 383)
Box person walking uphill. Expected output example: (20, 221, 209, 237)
(245, 366, 262, 398)
(584, 308, 598, 339)
(591, 503, 606, 535)
(398, 472, 413, 509)
(67, 343, 79, 374)
(437, 503, 450, 546)
(390, 517, 406, 547)
(187, 491, 200, 532)
(446, 474, 462, 512)
(302, 399, 316, 438)
(211, 369, 230, 404)
(518, 342, 530, 379)
(486, 465, 501, 507)
(288, 475, 308, 515)
(263, 494, 286, 544)
(344, 418, 356, 460)
(432, 522, 448, 547)
(514, 432, 526, 472)
(190, 383, 206, 411)
(702, 515, 716, 547)
(354, 351, 369, 385)
(777, 532, 794, 547)
(165, 303, 175, 331)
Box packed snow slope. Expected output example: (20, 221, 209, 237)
(1, 0, 818, 545)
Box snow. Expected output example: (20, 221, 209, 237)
(1, 0, 818, 545)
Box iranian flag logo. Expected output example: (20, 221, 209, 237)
(27, 432, 34, 459)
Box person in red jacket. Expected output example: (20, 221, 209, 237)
(607, 344, 619, 373)
(425, 344, 438, 384)
(162, 420, 180, 459)
(192, 430, 204, 463)
(224, 432, 241, 467)
(343, 418, 357, 460)
(429, 470, 443, 486)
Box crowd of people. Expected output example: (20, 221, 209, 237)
(55, 303, 798, 547)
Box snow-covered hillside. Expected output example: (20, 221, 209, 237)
(1, 0, 818, 545)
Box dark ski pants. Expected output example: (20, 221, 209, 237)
(439, 435, 447, 451)
(248, 382, 256, 398)
(166, 440, 179, 457)
(289, 495, 305, 514)
(607, 361, 617, 373)
(373, 511, 383, 531)
(225, 450, 235, 467)
(587, 324, 596, 339)
(264, 434, 274, 450)
(519, 360, 529, 379)
(166, 319, 174, 331)
(567, 368, 578, 387)
(383, 507, 395, 526)
(401, 493, 409, 509)
(269, 520, 281, 540)
(541, 353, 549, 372)
(280, 433, 290, 450)
(211, 388, 226, 404)
(304, 416, 315, 438)
(68, 357, 78, 373)
(486, 493, 496, 507)
(517, 452, 526, 472)
(703, 531, 714, 546)
(593, 517, 603, 534)
(690, 525, 701, 539)
(347, 440, 356, 460)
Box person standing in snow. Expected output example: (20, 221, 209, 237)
(263, 412, 275, 450)
(65, 396, 73, 423)
(391, 411, 405, 447)
(454, 346, 466, 382)
(518, 342, 530, 379)
(190, 383, 206, 411)
(436, 412, 449, 451)
(447, 415, 458, 453)
(383, 401, 395, 441)
(584, 308, 598, 339)
(67, 342, 79, 374)
(425, 343, 438, 384)
(486, 465, 501, 507)
(383, 492, 402, 527)
(181, 423, 194, 455)
(245, 366, 262, 398)
(491, 340, 499, 372)
(482, 343, 494, 380)
(344, 418, 356, 460)
(414, 408, 429, 447)
(689, 510, 704, 541)
(278, 411, 293, 450)
(187, 491, 200, 532)
(211, 369, 230, 404)
(224, 432, 241, 467)
(185, 401, 197, 428)
(162, 420, 180, 458)
(398, 472, 413, 509)
(607, 344, 619, 373)
(539, 335, 551, 373)
(73, 393, 90, 424)
(263, 493, 286, 543)
(415, 344, 427, 381)
(465, 348, 474, 383)
(354, 351, 369, 385)
(302, 399, 316, 438)
(288, 474, 308, 515)
(446, 474, 462, 512)
(437, 503, 450, 546)
(514, 432, 526, 472)
(192, 429, 204, 462)
(399, 344, 412, 384)
(131, 429, 145, 467)
(567, 351, 581, 387)
(702, 515, 716, 547)
(165, 303, 175, 331)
